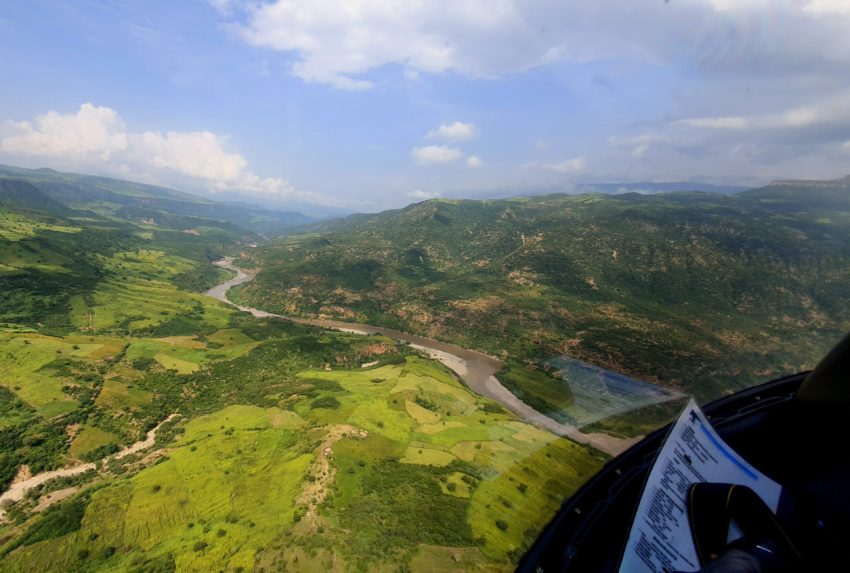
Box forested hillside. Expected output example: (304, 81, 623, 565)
(0, 165, 312, 234)
(235, 180, 850, 401)
(0, 171, 601, 571)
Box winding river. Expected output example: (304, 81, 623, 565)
(0, 261, 640, 520)
(208, 259, 639, 456)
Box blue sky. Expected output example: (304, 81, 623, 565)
(2, 0, 850, 212)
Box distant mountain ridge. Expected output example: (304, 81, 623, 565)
(573, 181, 747, 195)
(760, 175, 850, 188)
(0, 164, 313, 234)
(0, 178, 74, 216)
(235, 179, 850, 406)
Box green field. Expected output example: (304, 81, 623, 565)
(68, 427, 119, 459)
(1, 351, 604, 572)
(15, 167, 849, 571)
(0, 198, 607, 571)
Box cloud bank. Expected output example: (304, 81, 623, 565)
(0, 103, 330, 203)
(219, 0, 850, 90)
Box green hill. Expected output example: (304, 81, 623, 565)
(0, 164, 312, 234)
(0, 179, 250, 330)
(0, 179, 75, 217)
(234, 183, 850, 402)
(0, 171, 602, 572)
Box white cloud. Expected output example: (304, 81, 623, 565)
(603, 88, 850, 180)
(219, 1, 850, 90)
(0, 103, 319, 202)
(408, 189, 442, 200)
(133, 130, 247, 183)
(677, 116, 749, 130)
(677, 92, 850, 133)
(804, 0, 850, 16)
(609, 133, 673, 157)
(1, 103, 128, 161)
(540, 157, 586, 174)
(426, 121, 478, 142)
(466, 155, 483, 168)
(411, 145, 463, 165)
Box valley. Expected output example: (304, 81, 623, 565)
(208, 259, 640, 456)
(4, 5, 849, 570)
(232, 184, 850, 416)
(2, 165, 850, 572)
(0, 167, 607, 571)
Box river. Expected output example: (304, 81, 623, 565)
(207, 259, 639, 456)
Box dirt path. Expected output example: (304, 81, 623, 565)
(296, 425, 368, 527)
(0, 414, 179, 521)
(207, 259, 638, 456)
(32, 486, 79, 513)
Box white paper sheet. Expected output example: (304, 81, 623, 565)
(618, 399, 782, 573)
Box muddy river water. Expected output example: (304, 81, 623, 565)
(207, 259, 640, 456)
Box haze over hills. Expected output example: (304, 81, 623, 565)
(233, 177, 850, 417)
(0, 165, 313, 235)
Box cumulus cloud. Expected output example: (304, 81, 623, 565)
(408, 189, 442, 200)
(466, 155, 483, 168)
(135, 130, 247, 183)
(218, 0, 850, 89)
(1, 103, 128, 161)
(411, 145, 463, 165)
(805, 0, 850, 16)
(0, 103, 320, 202)
(540, 157, 586, 174)
(426, 121, 478, 142)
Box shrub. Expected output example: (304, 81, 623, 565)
(495, 519, 509, 531)
(310, 396, 341, 409)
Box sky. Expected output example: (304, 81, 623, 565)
(1, 0, 850, 212)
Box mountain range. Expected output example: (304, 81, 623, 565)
(0, 164, 313, 235)
(231, 177, 850, 412)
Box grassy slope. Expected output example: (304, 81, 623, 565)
(0, 183, 247, 488)
(235, 187, 850, 406)
(0, 183, 603, 571)
(0, 164, 312, 234)
(1, 339, 603, 571)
